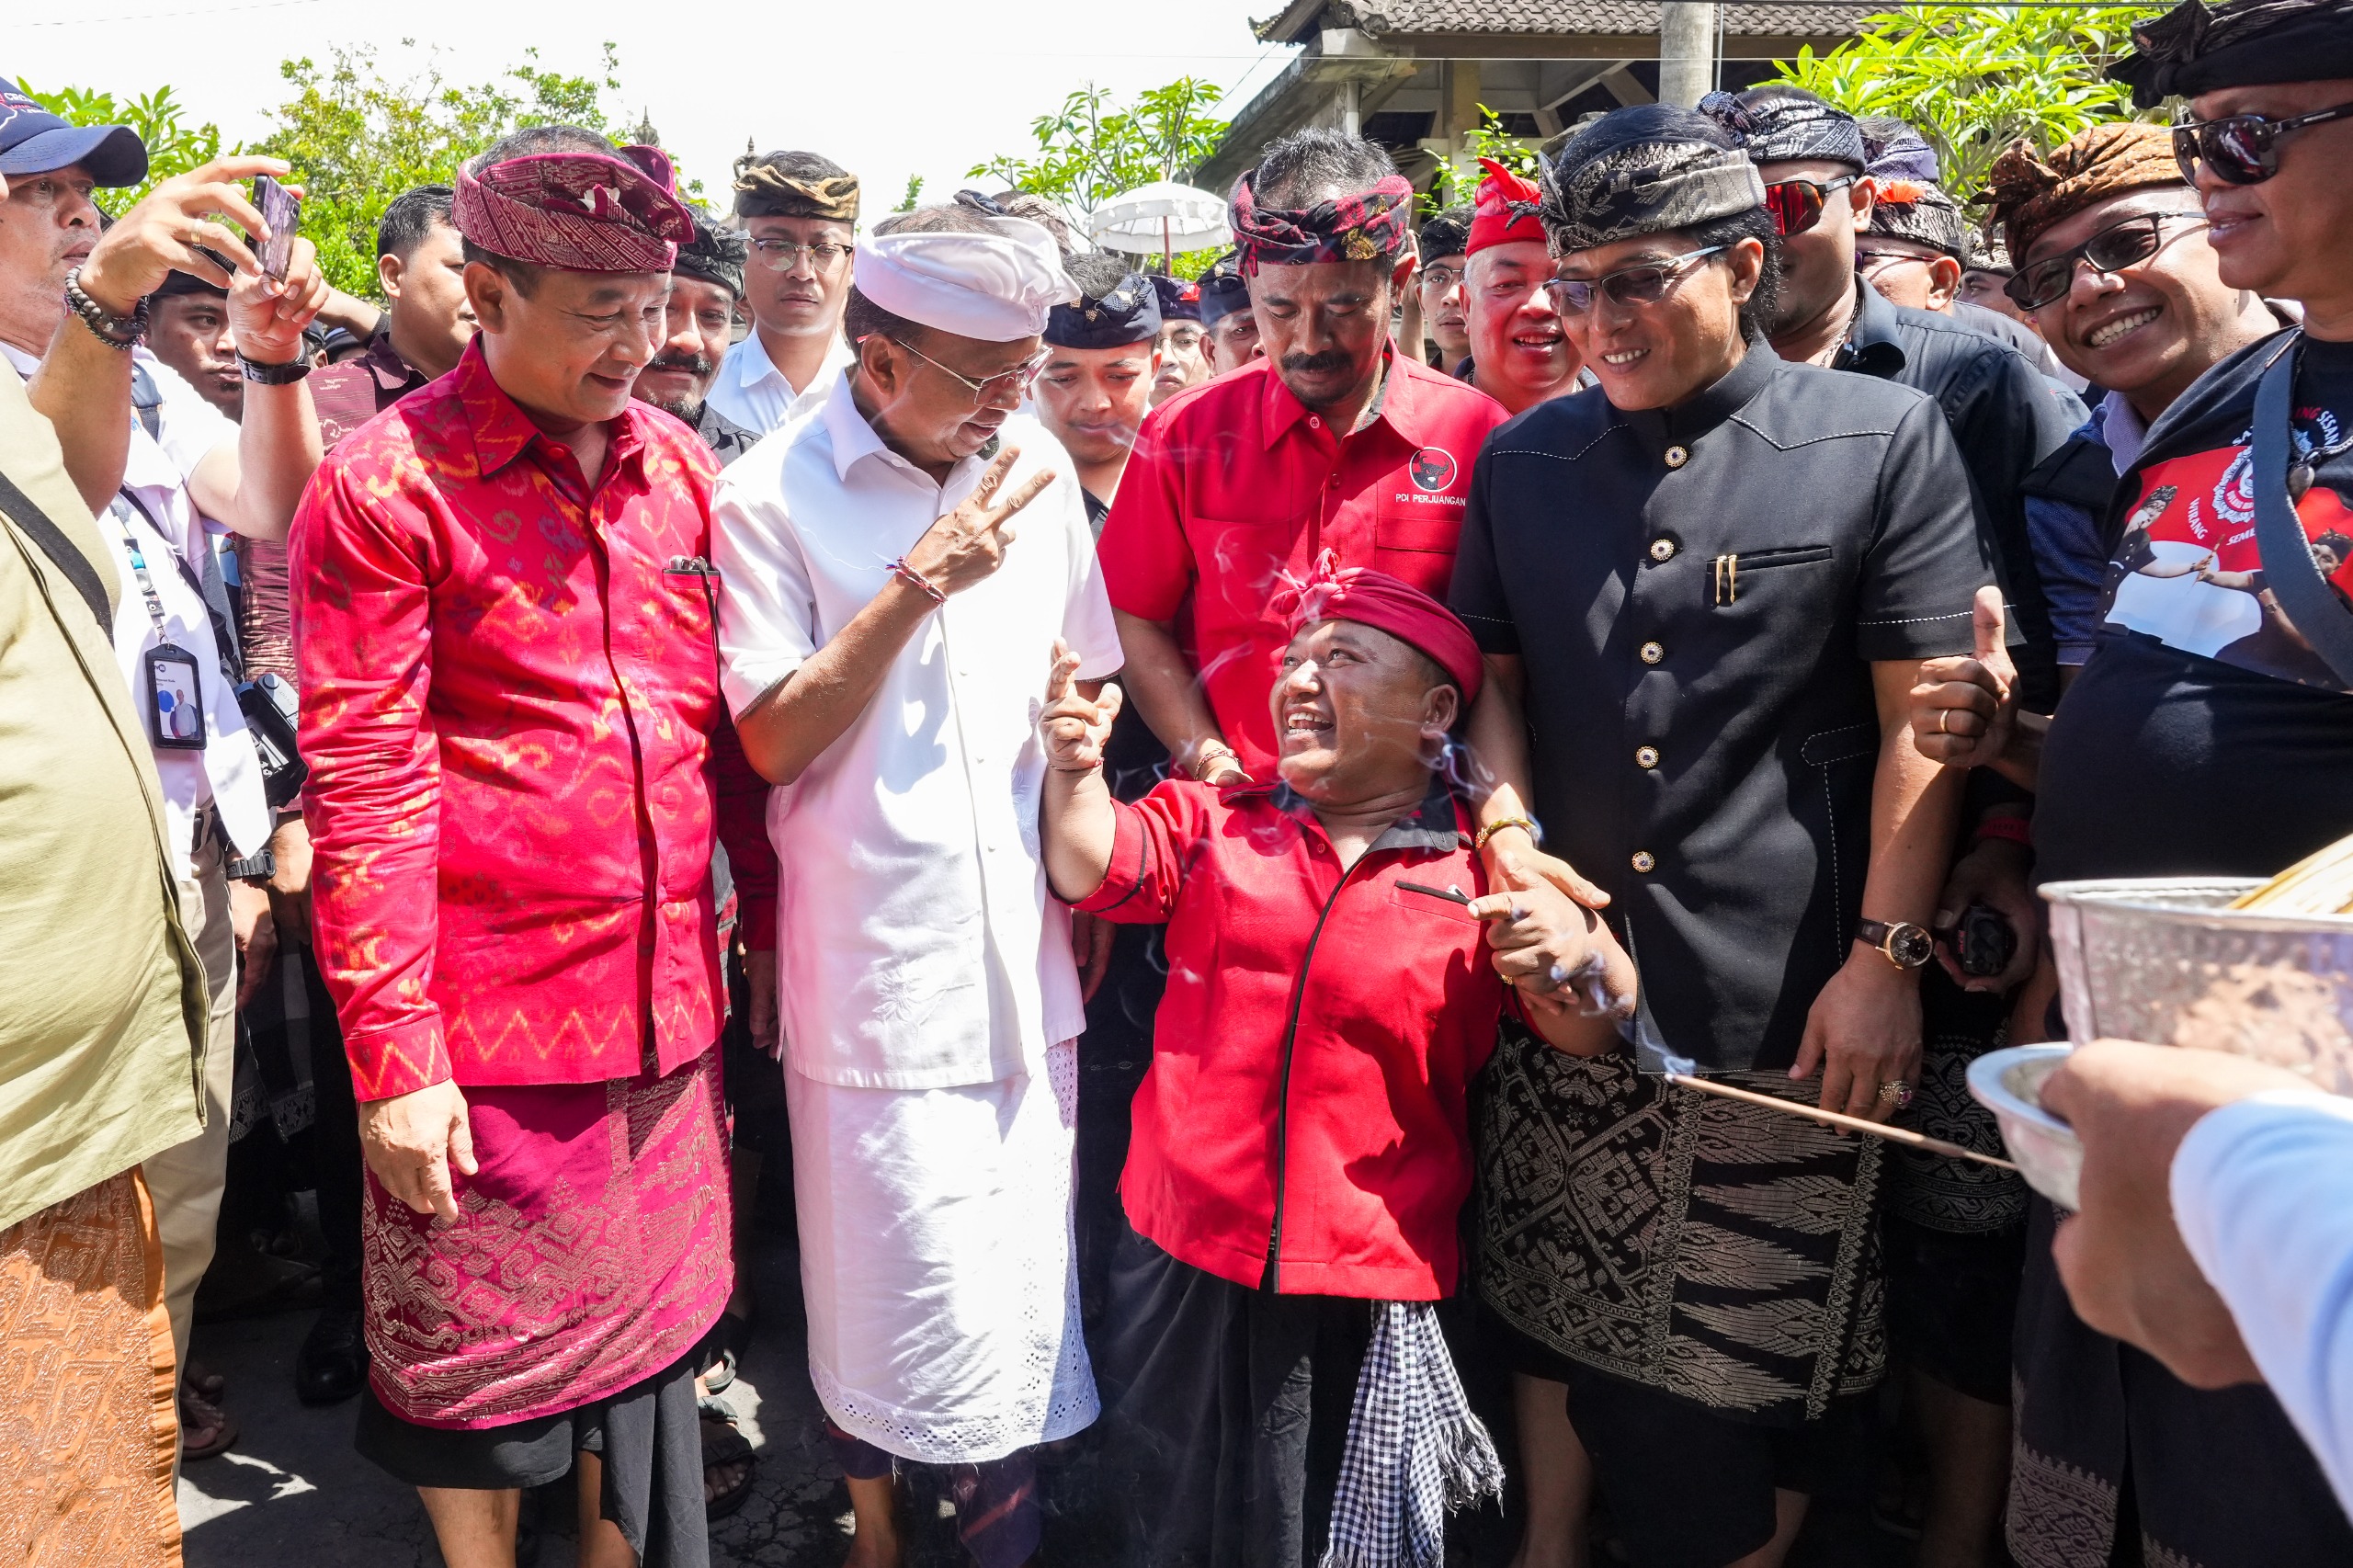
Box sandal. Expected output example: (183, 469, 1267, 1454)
(179, 1388, 239, 1461)
(699, 1402, 756, 1520)
(698, 1309, 753, 1395)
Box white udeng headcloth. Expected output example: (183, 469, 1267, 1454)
(852, 217, 1078, 342)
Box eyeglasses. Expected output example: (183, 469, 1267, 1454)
(1854, 245, 1937, 276)
(750, 239, 852, 273)
(1763, 176, 1856, 238)
(1418, 261, 1465, 293)
(884, 335, 1051, 405)
(1543, 246, 1726, 314)
(2004, 211, 2207, 311)
(2173, 99, 2353, 186)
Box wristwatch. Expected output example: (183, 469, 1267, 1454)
(1856, 918, 1935, 969)
(238, 350, 313, 384)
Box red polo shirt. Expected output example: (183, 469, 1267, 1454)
(1077, 776, 1506, 1301)
(1099, 351, 1504, 776)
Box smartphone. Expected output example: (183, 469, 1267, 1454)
(253, 175, 299, 280)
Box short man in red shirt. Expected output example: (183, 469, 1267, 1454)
(293, 125, 757, 1567)
(1099, 127, 1506, 784)
(1040, 559, 1631, 1566)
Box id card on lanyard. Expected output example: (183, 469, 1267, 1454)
(112, 494, 207, 752)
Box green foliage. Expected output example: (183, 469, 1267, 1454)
(1774, 4, 2165, 197)
(892, 175, 926, 214)
(971, 77, 1229, 225)
(249, 41, 626, 298)
(1423, 104, 1542, 214)
(16, 81, 222, 214)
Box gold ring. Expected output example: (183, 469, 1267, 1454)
(1936, 710, 1949, 734)
(1877, 1079, 1913, 1107)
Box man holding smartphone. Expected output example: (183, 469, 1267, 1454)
(0, 83, 327, 1463)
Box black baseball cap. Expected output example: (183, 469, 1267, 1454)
(0, 80, 149, 187)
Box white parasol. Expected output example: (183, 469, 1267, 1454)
(1086, 180, 1231, 271)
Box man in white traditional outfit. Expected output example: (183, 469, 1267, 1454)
(712, 192, 1112, 1568)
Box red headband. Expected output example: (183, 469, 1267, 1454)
(1275, 551, 1484, 705)
(453, 145, 695, 273)
(1466, 158, 1546, 256)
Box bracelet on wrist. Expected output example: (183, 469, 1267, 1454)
(1972, 814, 2033, 850)
(1186, 740, 1239, 783)
(64, 266, 147, 349)
(238, 350, 313, 384)
(1474, 816, 1540, 853)
(887, 556, 946, 605)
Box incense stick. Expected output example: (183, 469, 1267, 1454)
(1664, 1073, 2019, 1171)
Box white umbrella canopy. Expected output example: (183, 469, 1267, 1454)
(1086, 180, 1232, 267)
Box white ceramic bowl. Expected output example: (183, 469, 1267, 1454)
(1966, 1043, 2081, 1210)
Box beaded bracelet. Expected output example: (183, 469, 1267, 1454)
(887, 556, 946, 605)
(1474, 816, 1541, 853)
(64, 267, 146, 349)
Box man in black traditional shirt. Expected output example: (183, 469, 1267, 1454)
(1451, 103, 1985, 1568)
(1700, 85, 2078, 715)
(1914, 5, 2353, 1564)
(634, 214, 760, 465)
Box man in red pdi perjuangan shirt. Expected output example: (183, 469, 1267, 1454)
(291, 126, 765, 1567)
(1098, 125, 1505, 786)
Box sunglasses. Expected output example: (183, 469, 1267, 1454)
(884, 335, 1051, 406)
(1763, 176, 1856, 238)
(2004, 211, 2206, 312)
(2172, 99, 2353, 185)
(1543, 246, 1726, 314)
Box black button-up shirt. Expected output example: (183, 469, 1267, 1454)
(1837, 280, 2080, 710)
(1450, 345, 1989, 1072)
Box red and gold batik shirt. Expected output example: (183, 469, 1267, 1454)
(292, 341, 741, 1099)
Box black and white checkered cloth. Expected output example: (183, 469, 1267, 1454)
(1321, 1301, 1505, 1568)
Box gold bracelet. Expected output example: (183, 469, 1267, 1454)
(1474, 816, 1540, 853)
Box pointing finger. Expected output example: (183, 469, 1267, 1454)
(989, 470, 1057, 528)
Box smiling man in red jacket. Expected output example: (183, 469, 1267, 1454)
(1038, 558, 1633, 1568)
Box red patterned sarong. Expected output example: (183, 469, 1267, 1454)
(0, 1169, 180, 1568)
(362, 1049, 731, 1427)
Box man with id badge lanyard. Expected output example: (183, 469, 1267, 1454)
(0, 84, 326, 1460)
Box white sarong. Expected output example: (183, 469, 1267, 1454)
(788, 1040, 1098, 1463)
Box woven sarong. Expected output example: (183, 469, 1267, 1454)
(362, 1048, 731, 1427)
(0, 1169, 180, 1568)
(1474, 1022, 1884, 1425)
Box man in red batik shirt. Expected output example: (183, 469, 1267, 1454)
(292, 124, 756, 1568)
(1098, 126, 1505, 784)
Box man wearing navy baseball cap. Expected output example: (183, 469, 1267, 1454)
(0, 76, 330, 1471)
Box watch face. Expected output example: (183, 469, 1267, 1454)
(1890, 925, 1936, 967)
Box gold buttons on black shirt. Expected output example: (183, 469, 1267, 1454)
(1631, 850, 1656, 873)
(1649, 538, 1677, 562)
(1665, 445, 1689, 468)
(1635, 745, 1660, 769)
(1639, 641, 1665, 665)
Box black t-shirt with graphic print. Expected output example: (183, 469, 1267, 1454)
(2037, 332, 2353, 887)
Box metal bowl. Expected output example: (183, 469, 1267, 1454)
(1966, 1044, 2081, 1210)
(2042, 878, 2353, 1093)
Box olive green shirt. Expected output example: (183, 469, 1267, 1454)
(0, 357, 205, 1233)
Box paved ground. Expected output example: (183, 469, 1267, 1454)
(178, 1229, 1914, 1568)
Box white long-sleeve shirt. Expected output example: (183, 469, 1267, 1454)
(2173, 1088, 2353, 1515)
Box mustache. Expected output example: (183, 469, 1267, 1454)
(646, 350, 714, 378)
(1280, 348, 1354, 377)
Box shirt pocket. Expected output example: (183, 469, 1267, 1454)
(1388, 880, 1481, 926)
(1707, 543, 1834, 608)
(1192, 514, 1299, 625)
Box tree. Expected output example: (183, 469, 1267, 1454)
(971, 78, 1229, 221)
(1774, 4, 2165, 198)
(17, 82, 222, 214)
(1423, 104, 1543, 213)
(249, 42, 628, 297)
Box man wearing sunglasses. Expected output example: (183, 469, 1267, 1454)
(710, 199, 1116, 1567)
(710, 148, 861, 436)
(1704, 87, 2079, 718)
(1907, 11, 2353, 1565)
(1451, 103, 1987, 1568)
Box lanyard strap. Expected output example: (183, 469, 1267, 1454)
(2250, 333, 2353, 687)
(110, 493, 173, 639)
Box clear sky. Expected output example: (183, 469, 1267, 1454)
(11, 0, 1300, 215)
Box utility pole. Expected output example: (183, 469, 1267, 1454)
(1658, 3, 1720, 107)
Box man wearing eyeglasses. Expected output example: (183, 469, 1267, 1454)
(710, 198, 1116, 1568)
(1414, 202, 1473, 372)
(1905, 12, 2353, 1562)
(709, 148, 860, 435)
(1702, 87, 2079, 719)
